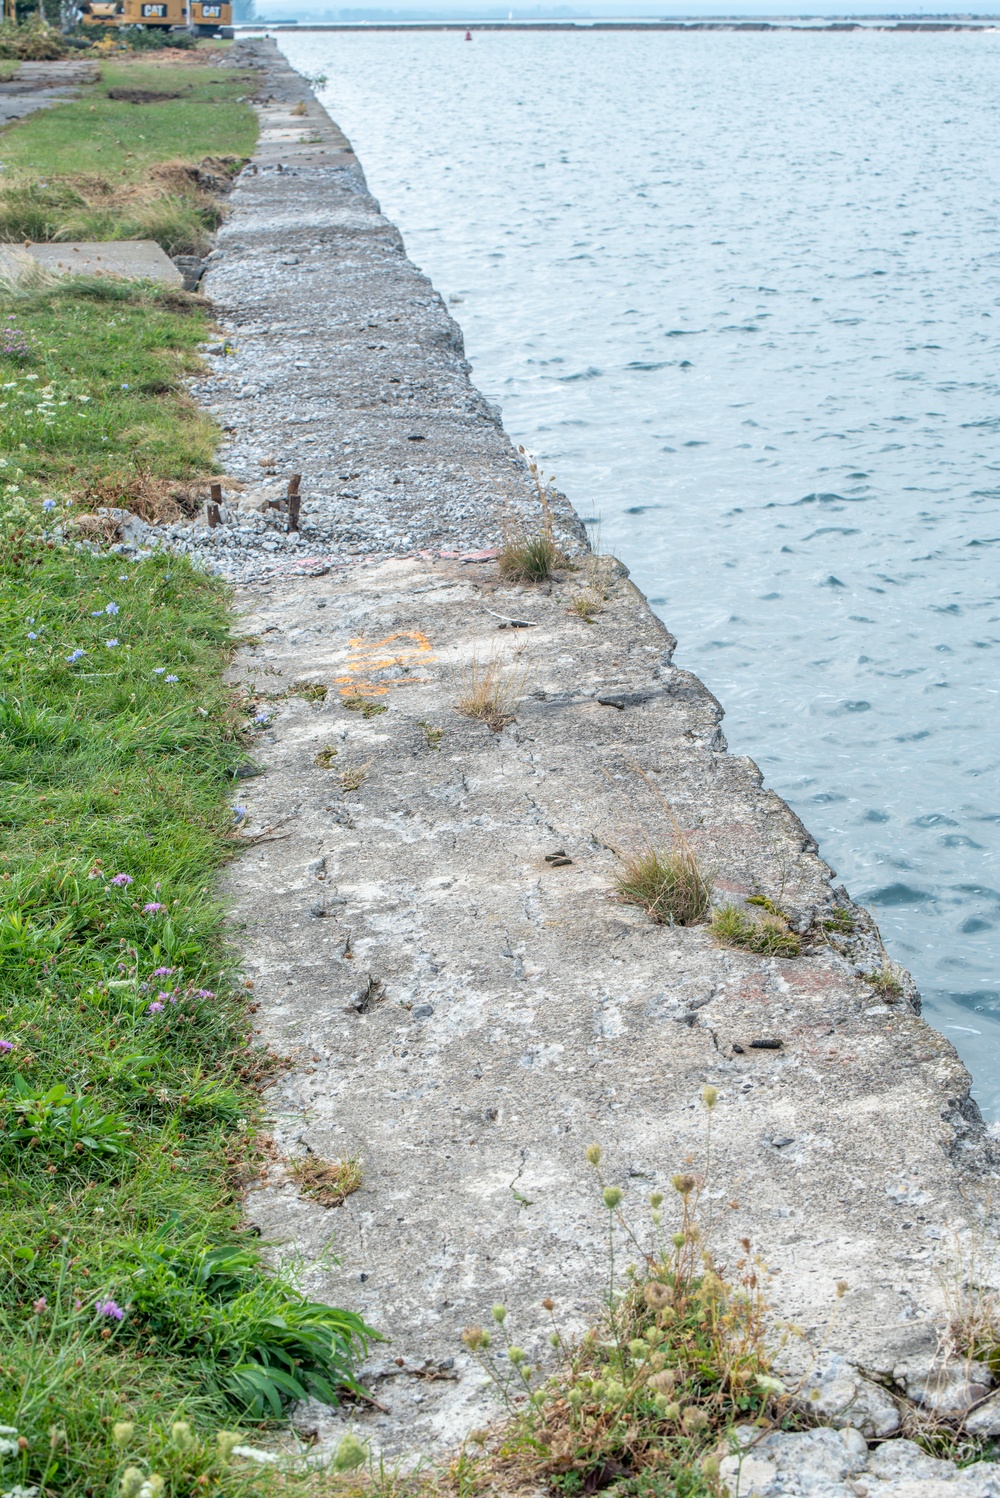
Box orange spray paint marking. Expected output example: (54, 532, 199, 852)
(334, 631, 435, 697)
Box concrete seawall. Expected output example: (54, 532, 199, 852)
(179, 40, 1000, 1475)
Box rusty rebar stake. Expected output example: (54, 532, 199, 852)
(287, 473, 302, 532)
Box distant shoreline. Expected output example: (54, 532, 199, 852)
(241, 17, 1000, 29)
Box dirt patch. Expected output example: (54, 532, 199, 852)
(106, 87, 185, 104)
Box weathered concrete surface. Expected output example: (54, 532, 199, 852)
(195, 40, 1000, 1476)
(0, 59, 100, 125)
(0, 239, 182, 285)
(228, 556, 991, 1459)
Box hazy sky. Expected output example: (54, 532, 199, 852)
(252, 7, 999, 20)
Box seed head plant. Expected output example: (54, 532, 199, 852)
(460, 1092, 783, 1497)
(498, 447, 564, 583)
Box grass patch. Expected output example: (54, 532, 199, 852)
(291, 1155, 363, 1210)
(498, 527, 558, 584)
(0, 278, 219, 502)
(0, 542, 374, 1492)
(338, 762, 371, 793)
(614, 843, 711, 927)
(342, 691, 386, 718)
(823, 904, 856, 934)
(0, 55, 257, 255)
(709, 903, 802, 959)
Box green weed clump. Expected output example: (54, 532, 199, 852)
(499, 528, 559, 584)
(615, 843, 711, 927)
(461, 1098, 783, 1497)
(863, 966, 904, 1000)
(709, 903, 801, 959)
(0, 542, 374, 1494)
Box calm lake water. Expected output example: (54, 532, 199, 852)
(277, 28, 1000, 1115)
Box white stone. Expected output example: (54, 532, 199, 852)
(719, 1454, 778, 1496)
(796, 1354, 901, 1438)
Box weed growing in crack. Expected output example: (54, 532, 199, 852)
(823, 905, 856, 934)
(709, 904, 802, 959)
(339, 762, 371, 793)
(293, 682, 328, 703)
(456, 652, 530, 734)
(315, 745, 339, 767)
(568, 556, 615, 624)
(610, 768, 711, 927)
(863, 966, 905, 1000)
(498, 446, 564, 583)
(499, 528, 559, 584)
(418, 720, 444, 750)
(292, 1155, 363, 1209)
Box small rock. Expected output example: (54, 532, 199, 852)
(866, 1437, 957, 1481)
(964, 1388, 1000, 1436)
(893, 1353, 993, 1416)
(412, 1003, 434, 1020)
(793, 1354, 900, 1438)
(718, 1454, 777, 1496)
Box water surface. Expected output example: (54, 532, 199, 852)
(277, 28, 1000, 1114)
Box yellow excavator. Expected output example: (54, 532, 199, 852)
(76, 0, 233, 35)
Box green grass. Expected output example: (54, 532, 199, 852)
(1, 278, 218, 498)
(0, 542, 375, 1492)
(0, 59, 257, 183)
(0, 55, 257, 254)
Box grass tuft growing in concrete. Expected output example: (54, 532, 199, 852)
(615, 843, 712, 927)
(709, 903, 802, 959)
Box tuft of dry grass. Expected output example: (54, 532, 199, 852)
(291, 1155, 363, 1209)
(615, 843, 712, 927)
(709, 903, 801, 958)
(339, 762, 371, 793)
(455, 652, 529, 733)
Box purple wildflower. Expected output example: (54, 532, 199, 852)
(26, 631, 37, 640)
(95, 1299, 124, 1321)
(195, 989, 215, 1000)
(148, 1002, 164, 1014)
(66, 649, 86, 664)
(165, 674, 179, 684)
(0, 1040, 13, 1052)
(153, 966, 174, 976)
(233, 807, 246, 821)
(152, 667, 166, 675)
(110, 873, 132, 887)
(157, 991, 171, 1001)
(91, 610, 104, 617)
(143, 902, 163, 913)
(105, 639, 119, 648)
(43, 498, 55, 511)
(105, 602, 119, 616)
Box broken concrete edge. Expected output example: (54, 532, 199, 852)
(128, 36, 1000, 1475)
